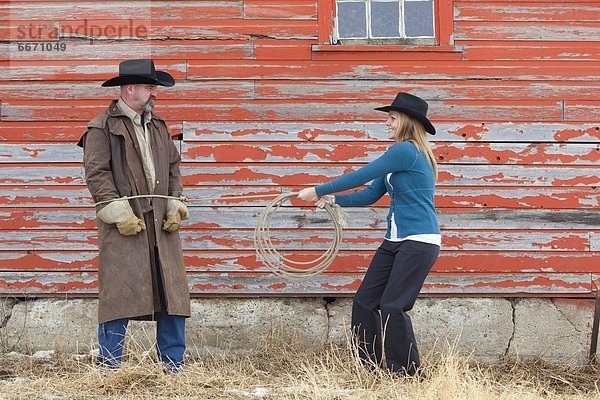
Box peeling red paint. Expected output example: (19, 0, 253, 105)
(268, 282, 287, 290)
(435, 143, 599, 165)
(21, 147, 44, 158)
(192, 283, 221, 291)
(434, 253, 600, 273)
(468, 276, 588, 290)
(321, 279, 362, 291)
(554, 127, 600, 142)
(532, 236, 589, 251)
(552, 175, 600, 186)
(448, 124, 489, 140)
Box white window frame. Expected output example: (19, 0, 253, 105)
(334, 0, 436, 44)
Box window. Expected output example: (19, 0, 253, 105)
(335, 0, 435, 43)
(316, 0, 454, 49)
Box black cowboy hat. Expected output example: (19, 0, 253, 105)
(101, 59, 175, 87)
(374, 92, 436, 134)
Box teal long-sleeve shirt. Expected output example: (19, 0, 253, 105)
(315, 141, 440, 241)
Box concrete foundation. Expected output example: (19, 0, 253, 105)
(0, 297, 597, 365)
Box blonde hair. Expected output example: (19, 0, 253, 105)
(390, 110, 438, 179)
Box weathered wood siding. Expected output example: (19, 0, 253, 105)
(0, 0, 598, 297)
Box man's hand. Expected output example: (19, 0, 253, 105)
(97, 198, 144, 235)
(162, 207, 186, 233)
(297, 187, 319, 202)
(116, 216, 146, 236)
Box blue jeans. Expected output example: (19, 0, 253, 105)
(97, 312, 186, 369)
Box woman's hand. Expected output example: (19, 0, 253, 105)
(315, 195, 335, 209)
(297, 187, 319, 202)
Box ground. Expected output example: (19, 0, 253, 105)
(0, 341, 599, 400)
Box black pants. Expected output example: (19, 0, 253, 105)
(351, 239, 439, 375)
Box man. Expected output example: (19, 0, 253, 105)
(77, 59, 190, 370)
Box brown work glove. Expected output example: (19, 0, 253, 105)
(162, 208, 186, 233)
(116, 215, 146, 236)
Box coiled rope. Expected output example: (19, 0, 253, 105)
(254, 193, 346, 278)
(94, 192, 346, 277)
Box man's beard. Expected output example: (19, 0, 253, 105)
(143, 96, 156, 113)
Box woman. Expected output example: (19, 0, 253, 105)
(298, 92, 440, 376)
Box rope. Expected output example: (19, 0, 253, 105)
(94, 192, 346, 278)
(254, 193, 346, 278)
(94, 194, 187, 206)
(93, 193, 287, 207)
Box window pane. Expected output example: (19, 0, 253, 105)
(404, 0, 434, 37)
(337, 2, 367, 38)
(371, 1, 400, 38)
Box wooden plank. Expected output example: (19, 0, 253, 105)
(0, 186, 283, 207)
(1, 59, 186, 81)
(433, 143, 600, 165)
(1, 2, 243, 20)
(257, 79, 600, 101)
(0, 21, 56, 41)
(188, 208, 600, 230)
(253, 39, 314, 60)
(310, 47, 463, 61)
(460, 41, 600, 61)
(243, 0, 316, 19)
(0, 165, 87, 185)
(186, 60, 600, 81)
(0, 187, 95, 207)
(0, 81, 255, 102)
(0, 271, 99, 294)
(0, 121, 86, 142)
(441, 231, 593, 252)
(455, 21, 600, 41)
(0, 144, 83, 163)
(0, 272, 592, 296)
(0, 208, 597, 230)
(436, 165, 600, 187)
(165, 249, 598, 274)
(434, 252, 600, 274)
(455, 3, 600, 22)
(180, 142, 600, 165)
(2, 186, 597, 209)
(5, 59, 600, 82)
(419, 273, 592, 295)
(0, 99, 564, 122)
(0, 230, 592, 252)
(60, 19, 317, 40)
(3, 40, 254, 61)
(0, 252, 98, 271)
(0, 120, 184, 141)
(0, 164, 596, 187)
(0, 250, 598, 274)
(457, 0, 597, 2)
(435, 187, 600, 209)
(565, 101, 600, 121)
(183, 122, 600, 143)
(182, 164, 598, 187)
(2, 120, 599, 143)
(0, 231, 100, 251)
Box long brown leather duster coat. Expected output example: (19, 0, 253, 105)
(79, 100, 190, 324)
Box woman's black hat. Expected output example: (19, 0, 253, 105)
(101, 59, 175, 87)
(374, 92, 436, 134)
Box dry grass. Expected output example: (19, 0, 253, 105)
(0, 336, 599, 400)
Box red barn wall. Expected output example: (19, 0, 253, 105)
(0, 0, 598, 297)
